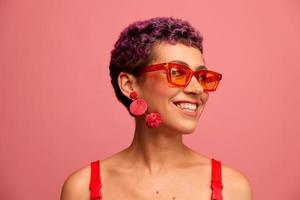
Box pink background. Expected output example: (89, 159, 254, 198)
(1, 0, 299, 199)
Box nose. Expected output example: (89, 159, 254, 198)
(183, 75, 204, 94)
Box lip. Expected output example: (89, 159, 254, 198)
(173, 100, 200, 106)
(172, 101, 200, 117)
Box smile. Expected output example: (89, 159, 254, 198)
(173, 101, 199, 116)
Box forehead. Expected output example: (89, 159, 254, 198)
(150, 42, 205, 70)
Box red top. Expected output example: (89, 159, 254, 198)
(89, 158, 223, 200)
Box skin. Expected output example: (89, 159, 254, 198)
(60, 42, 253, 200)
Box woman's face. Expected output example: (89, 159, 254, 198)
(139, 42, 209, 134)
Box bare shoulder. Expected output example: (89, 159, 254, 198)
(221, 162, 253, 200)
(59, 152, 122, 200)
(60, 163, 91, 200)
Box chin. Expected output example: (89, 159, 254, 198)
(163, 118, 198, 134)
(157, 104, 201, 134)
(176, 122, 198, 134)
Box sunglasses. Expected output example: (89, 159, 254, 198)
(141, 62, 222, 92)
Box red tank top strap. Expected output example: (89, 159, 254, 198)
(89, 160, 102, 200)
(210, 158, 223, 200)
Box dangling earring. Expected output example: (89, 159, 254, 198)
(129, 91, 148, 116)
(145, 112, 161, 128)
(129, 91, 162, 128)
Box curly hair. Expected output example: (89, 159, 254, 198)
(109, 17, 204, 113)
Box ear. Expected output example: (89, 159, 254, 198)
(117, 72, 140, 99)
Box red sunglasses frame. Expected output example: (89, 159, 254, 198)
(141, 62, 222, 92)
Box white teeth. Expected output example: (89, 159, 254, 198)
(175, 103, 197, 112)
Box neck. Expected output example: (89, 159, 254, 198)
(124, 117, 191, 175)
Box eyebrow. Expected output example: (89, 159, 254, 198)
(169, 60, 208, 71)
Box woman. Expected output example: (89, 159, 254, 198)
(61, 17, 252, 200)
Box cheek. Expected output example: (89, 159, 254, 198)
(202, 92, 209, 104)
(142, 74, 178, 105)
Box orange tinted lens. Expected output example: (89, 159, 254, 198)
(198, 71, 221, 91)
(169, 65, 190, 85)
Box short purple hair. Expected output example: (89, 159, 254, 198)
(109, 17, 204, 112)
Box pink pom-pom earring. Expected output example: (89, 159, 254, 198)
(129, 91, 148, 116)
(145, 112, 161, 128)
(129, 91, 162, 128)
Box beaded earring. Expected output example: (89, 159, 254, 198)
(129, 91, 148, 116)
(129, 91, 161, 128)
